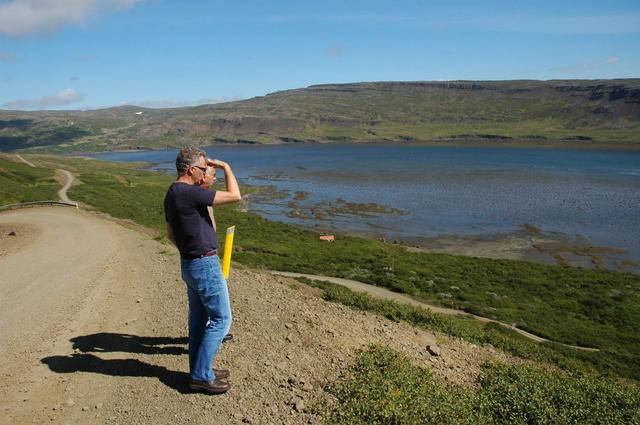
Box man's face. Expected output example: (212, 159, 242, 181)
(189, 155, 207, 184)
(200, 169, 216, 188)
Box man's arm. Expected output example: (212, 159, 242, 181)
(166, 222, 177, 247)
(207, 159, 242, 205)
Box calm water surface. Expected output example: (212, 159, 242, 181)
(88, 144, 640, 261)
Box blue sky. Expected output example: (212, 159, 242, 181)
(1, 0, 639, 110)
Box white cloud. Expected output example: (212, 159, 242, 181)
(324, 46, 344, 58)
(0, 51, 17, 62)
(129, 96, 243, 109)
(550, 56, 621, 73)
(0, 0, 143, 37)
(3, 88, 85, 109)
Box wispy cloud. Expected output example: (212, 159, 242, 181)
(447, 14, 640, 35)
(0, 0, 143, 37)
(324, 45, 344, 58)
(245, 12, 640, 34)
(0, 52, 17, 62)
(257, 14, 414, 25)
(129, 96, 243, 109)
(3, 88, 85, 109)
(550, 56, 621, 73)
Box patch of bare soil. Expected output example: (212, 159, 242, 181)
(0, 222, 42, 258)
(0, 207, 515, 425)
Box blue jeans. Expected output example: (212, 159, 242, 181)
(180, 255, 232, 382)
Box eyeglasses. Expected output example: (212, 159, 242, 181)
(191, 165, 207, 173)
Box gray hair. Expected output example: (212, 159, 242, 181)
(176, 145, 206, 175)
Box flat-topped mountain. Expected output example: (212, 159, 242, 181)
(1, 79, 639, 152)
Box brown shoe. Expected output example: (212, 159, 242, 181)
(214, 368, 230, 379)
(189, 378, 230, 394)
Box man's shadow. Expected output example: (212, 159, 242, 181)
(41, 333, 191, 394)
(70, 333, 188, 355)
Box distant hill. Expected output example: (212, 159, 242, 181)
(1, 79, 639, 152)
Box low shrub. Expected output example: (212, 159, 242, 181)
(320, 345, 640, 425)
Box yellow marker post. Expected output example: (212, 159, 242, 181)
(222, 226, 235, 279)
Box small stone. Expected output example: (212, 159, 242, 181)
(284, 323, 292, 329)
(285, 334, 293, 343)
(82, 406, 89, 412)
(294, 399, 305, 412)
(95, 403, 103, 410)
(276, 361, 287, 371)
(427, 344, 440, 356)
(302, 382, 313, 392)
(136, 298, 143, 303)
(8, 231, 16, 236)
(65, 399, 75, 407)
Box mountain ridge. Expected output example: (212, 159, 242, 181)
(1, 79, 639, 152)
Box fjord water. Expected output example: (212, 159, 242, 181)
(89, 144, 640, 263)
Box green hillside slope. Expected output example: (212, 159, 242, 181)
(1, 79, 639, 152)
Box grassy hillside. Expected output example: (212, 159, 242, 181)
(0, 155, 61, 204)
(1, 79, 639, 152)
(318, 345, 640, 424)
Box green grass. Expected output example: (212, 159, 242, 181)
(0, 154, 60, 204)
(318, 345, 640, 424)
(5, 153, 640, 380)
(295, 276, 638, 379)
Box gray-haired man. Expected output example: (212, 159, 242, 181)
(163, 145, 241, 394)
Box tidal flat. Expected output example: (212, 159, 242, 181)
(88, 143, 640, 272)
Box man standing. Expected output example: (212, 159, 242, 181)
(164, 145, 241, 394)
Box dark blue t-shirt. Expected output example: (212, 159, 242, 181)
(164, 182, 217, 258)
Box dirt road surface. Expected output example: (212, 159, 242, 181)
(55, 170, 76, 204)
(0, 207, 512, 424)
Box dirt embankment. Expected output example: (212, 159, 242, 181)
(0, 207, 514, 425)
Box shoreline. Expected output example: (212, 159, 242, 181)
(294, 219, 640, 274)
(34, 138, 640, 156)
